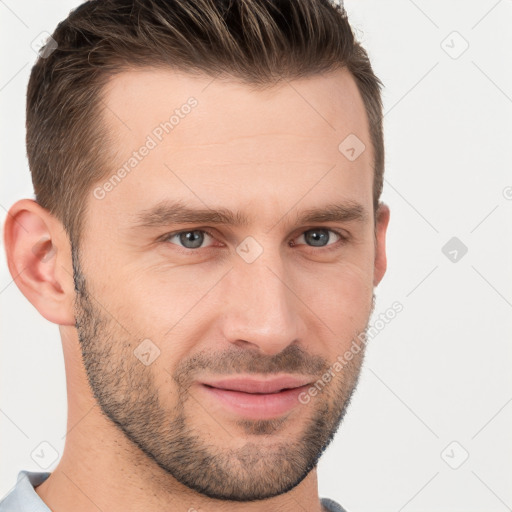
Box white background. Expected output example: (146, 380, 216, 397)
(1, 1, 511, 510)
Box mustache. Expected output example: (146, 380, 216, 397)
(173, 344, 329, 389)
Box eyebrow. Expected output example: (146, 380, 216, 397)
(131, 199, 369, 230)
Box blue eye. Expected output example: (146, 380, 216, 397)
(293, 228, 344, 248)
(164, 229, 216, 250)
(161, 228, 347, 252)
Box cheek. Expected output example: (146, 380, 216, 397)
(98, 267, 213, 367)
(296, 260, 374, 341)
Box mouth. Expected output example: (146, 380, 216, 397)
(197, 376, 313, 419)
(203, 384, 296, 394)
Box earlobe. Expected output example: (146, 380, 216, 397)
(373, 202, 390, 287)
(3, 198, 76, 326)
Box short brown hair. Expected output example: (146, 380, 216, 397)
(26, 0, 384, 247)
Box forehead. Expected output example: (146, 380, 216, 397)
(93, 67, 373, 227)
(102, 66, 370, 148)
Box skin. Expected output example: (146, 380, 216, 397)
(3, 67, 389, 512)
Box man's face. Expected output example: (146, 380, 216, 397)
(73, 68, 386, 501)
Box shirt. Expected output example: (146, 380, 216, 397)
(0, 470, 348, 512)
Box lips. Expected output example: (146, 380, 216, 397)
(200, 376, 313, 394)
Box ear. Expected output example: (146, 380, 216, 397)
(3, 198, 76, 325)
(373, 202, 390, 287)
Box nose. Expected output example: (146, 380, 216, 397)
(219, 252, 303, 356)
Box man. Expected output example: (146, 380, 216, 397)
(1, 0, 389, 510)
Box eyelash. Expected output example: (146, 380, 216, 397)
(159, 227, 349, 254)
